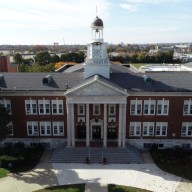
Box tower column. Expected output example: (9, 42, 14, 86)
(122, 104, 127, 147)
(86, 104, 90, 147)
(71, 104, 75, 147)
(103, 104, 107, 147)
(66, 103, 71, 147)
(118, 104, 123, 147)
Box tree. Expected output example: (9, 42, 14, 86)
(13, 53, 23, 64)
(0, 104, 10, 140)
(34, 51, 52, 65)
(51, 54, 60, 63)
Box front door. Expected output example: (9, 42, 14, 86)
(92, 125, 101, 139)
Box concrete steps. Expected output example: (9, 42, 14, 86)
(51, 143, 143, 164)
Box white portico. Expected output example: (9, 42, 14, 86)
(65, 75, 128, 148)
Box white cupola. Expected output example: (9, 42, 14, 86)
(83, 16, 111, 79)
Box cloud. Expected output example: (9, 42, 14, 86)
(119, 4, 137, 12)
(0, 0, 111, 30)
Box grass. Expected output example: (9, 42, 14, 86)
(34, 184, 85, 192)
(0, 168, 10, 178)
(151, 148, 192, 180)
(131, 63, 147, 69)
(108, 184, 152, 192)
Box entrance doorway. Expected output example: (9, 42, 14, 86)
(92, 125, 101, 139)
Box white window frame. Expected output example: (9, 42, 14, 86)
(27, 121, 39, 136)
(93, 104, 100, 115)
(108, 104, 116, 116)
(157, 100, 169, 115)
(38, 99, 50, 115)
(181, 122, 192, 137)
(25, 99, 37, 115)
(130, 100, 142, 115)
(40, 121, 51, 136)
(78, 104, 85, 115)
(7, 122, 13, 136)
(143, 122, 154, 136)
(183, 99, 192, 115)
(129, 122, 141, 136)
(52, 121, 64, 136)
(51, 99, 63, 115)
(155, 122, 168, 137)
(0, 99, 12, 114)
(144, 100, 156, 115)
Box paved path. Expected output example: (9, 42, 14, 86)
(0, 149, 192, 192)
(0, 149, 58, 192)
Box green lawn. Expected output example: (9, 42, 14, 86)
(108, 184, 151, 192)
(34, 184, 85, 192)
(151, 148, 192, 180)
(0, 168, 10, 178)
(131, 63, 147, 69)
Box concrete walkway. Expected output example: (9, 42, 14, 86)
(0, 150, 192, 192)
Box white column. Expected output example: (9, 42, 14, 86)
(118, 104, 122, 147)
(71, 104, 75, 147)
(122, 104, 127, 147)
(66, 103, 71, 147)
(103, 104, 107, 147)
(86, 104, 90, 147)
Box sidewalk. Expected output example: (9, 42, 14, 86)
(0, 149, 192, 192)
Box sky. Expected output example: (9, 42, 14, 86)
(0, 0, 192, 45)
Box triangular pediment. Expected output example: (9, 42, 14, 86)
(65, 75, 128, 96)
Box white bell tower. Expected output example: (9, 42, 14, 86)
(83, 16, 111, 79)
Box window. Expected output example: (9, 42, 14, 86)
(0, 99, 12, 114)
(130, 100, 142, 115)
(52, 121, 64, 136)
(93, 104, 100, 115)
(183, 99, 192, 115)
(78, 104, 85, 115)
(144, 100, 155, 115)
(40, 121, 51, 136)
(25, 100, 37, 114)
(155, 122, 168, 136)
(109, 104, 116, 116)
(51, 99, 63, 115)
(181, 122, 192, 137)
(143, 122, 154, 136)
(27, 121, 38, 136)
(129, 122, 141, 136)
(38, 100, 50, 115)
(7, 122, 13, 136)
(157, 100, 169, 115)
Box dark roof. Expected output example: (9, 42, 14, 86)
(91, 16, 104, 27)
(1, 65, 192, 92)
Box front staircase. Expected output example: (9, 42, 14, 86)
(51, 143, 143, 164)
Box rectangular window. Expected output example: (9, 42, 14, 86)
(143, 122, 154, 136)
(183, 99, 192, 115)
(109, 104, 116, 116)
(181, 122, 192, 137)
(52, 121, 64, 136)
(51, 99, 63, 115)
(93, 104, 100, 115)
(144, 100, 155, 115)
(7, 122, 13, 136)
(130, 100, 142, 115)
(25, 100, 37, 115)
(129, 122, 141, 136)
(0, 99, 12, 114)
(155, 122, 168, 136)
(78, 104, 85, 115)
(38, 100, 50, 115)
(40, 121, 51, 136)
(27, 121, 39, 136)
(157, 100, 169, 115)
